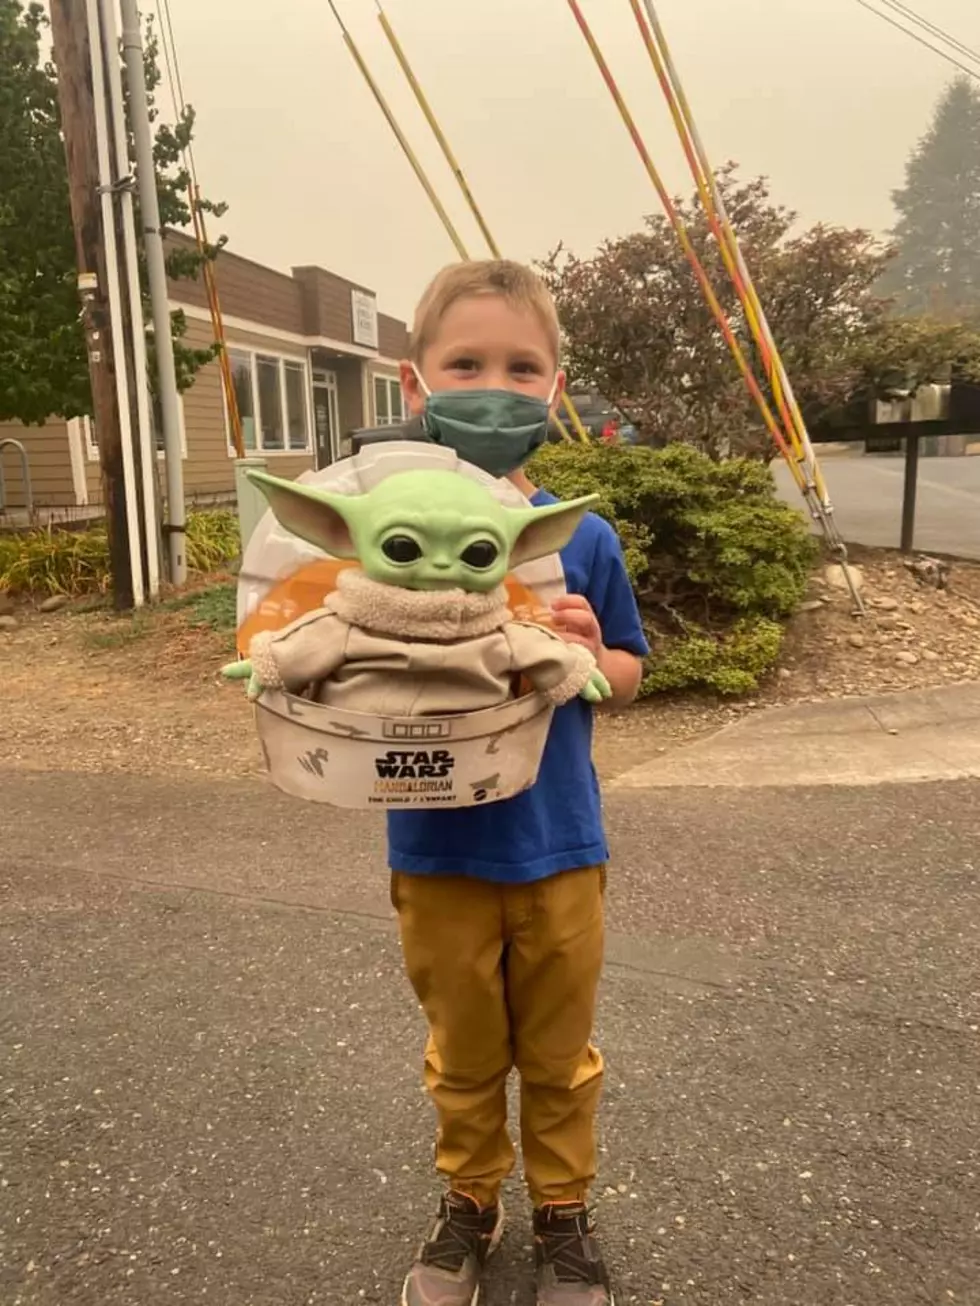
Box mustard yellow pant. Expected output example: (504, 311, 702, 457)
(390, 865, 606, 1209)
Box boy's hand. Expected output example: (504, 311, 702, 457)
(221, 658, 265, 702)
(550, 595, 603, 657)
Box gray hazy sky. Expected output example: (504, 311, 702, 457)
(163, 0, 976, 323)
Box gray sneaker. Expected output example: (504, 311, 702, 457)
(401, 1191, 505, 1306)
(533, 1203, 614, 1305)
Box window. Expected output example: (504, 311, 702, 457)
(373, 374, 405, 427)
(257, 356, 285, 450)
(226, 348, 311, 453)
(284, 362, 309, 452)
(229, 349, 257, 451)
(84, 400, 187, 462)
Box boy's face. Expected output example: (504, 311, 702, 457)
(400, 295, 565, 417)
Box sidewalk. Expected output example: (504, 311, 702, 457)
(612, 681, 980, 789)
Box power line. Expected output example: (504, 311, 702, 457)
(154, 0, 201, 189)
(852, 0, 980, 82)
(877, 0, 980, 67)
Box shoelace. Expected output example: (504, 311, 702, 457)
(537, 1209, 607, 1286)
(422, 1201, 493, 1272)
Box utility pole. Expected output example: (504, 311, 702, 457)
(100, 0, 161, 600)
(120, 0, 187, 586)
(49, 0, 136, 610)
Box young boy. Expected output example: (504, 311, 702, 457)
(391, 260, 649, 1306)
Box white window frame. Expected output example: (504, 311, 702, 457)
(311, 368, 342, 465)
(83, 401, 188, 463)
(224, 344, 313, 456)
(372, 372, 406, 427)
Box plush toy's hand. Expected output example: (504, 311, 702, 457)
(579, 666, 613, 704)
(221, 658, 265, 702)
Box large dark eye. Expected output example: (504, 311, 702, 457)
(382, 535, 423, 564)
(461, 540, 499, 570)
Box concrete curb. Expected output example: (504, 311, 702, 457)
(611, 681, 980, 790)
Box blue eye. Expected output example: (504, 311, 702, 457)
(461, 540, 499, 569)
(382, 535, 423, 564)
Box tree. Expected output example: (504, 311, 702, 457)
(881, 77, 980, 318)
(540, 164, 980, 458)
(0, 0, 88, 424)
(0, 0, 224, 426)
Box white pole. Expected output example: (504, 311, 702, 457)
(85, 0, 144, 608)
(119, 0, 187, 586)
(98, 0, 160, 601)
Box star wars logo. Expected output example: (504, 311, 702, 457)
(374, 749, 456, 781)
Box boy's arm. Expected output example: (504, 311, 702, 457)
(598, 644, 644, 708)
(552, 595, 642, 709)
(551, 521, 650, 710)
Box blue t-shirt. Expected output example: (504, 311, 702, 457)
(386, 489, 650, 883)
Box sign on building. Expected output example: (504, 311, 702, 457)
(351, 289, 379, 350)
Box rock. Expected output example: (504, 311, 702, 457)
(824, 564, 864, 593)
(39, 594, 69, 614)
(904, 556, 951, 589)
(895, 651, 920, 667)
(797, 600, 824, 614)
(848, 634, 867, 649)
(0, 615, 17, 632)
(778, 668, 792, 680)
(905, 600, 926, 615)
(0, 591, 13, 617)
(922, 650, 940, 662)
(873, 596, 900, 612)
(962, 614, 979, 630)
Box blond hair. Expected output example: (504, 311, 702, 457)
(409, 259, 561, 364)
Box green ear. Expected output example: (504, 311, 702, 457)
(507, 494, 599, 567)
(246, 469, 363, 559)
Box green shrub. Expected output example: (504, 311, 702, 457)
(186, 511, 240, 574)
(527, 442, 818, 695)
(0, 524, 112, 596)
(0, 509, 241, 597)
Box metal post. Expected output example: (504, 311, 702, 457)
(99, 0, 161, 601)
(900, 433, 920, 553)
(86, 0, 145, 608)
(119, 0, 187, 586)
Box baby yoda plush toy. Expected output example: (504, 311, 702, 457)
(223, 468, 612, 715)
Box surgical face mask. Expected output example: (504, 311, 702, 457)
(414, 366, 559, 479)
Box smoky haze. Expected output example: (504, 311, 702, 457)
(162, 0, 976, 321)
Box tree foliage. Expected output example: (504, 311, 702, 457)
(528, 441, 818, 696)
(0, 0, 225, 425)
(880, 77, 980, 319)
(541, 164, 980, 458)
(0, 0, 87, 424)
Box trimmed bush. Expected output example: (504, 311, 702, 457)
(527, 442, 818, 695)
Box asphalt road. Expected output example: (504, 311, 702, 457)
(772, 454, 980, 560)
(1, 770, 978, 1305)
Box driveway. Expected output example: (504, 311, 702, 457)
(772, 453, 980, 559)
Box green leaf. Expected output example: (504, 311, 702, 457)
(0, 0, 227, 425)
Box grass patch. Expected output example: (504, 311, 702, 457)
(182, 582, 237, 633)
(77, 581, 238, 653)
(81, 614, 154, 652)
